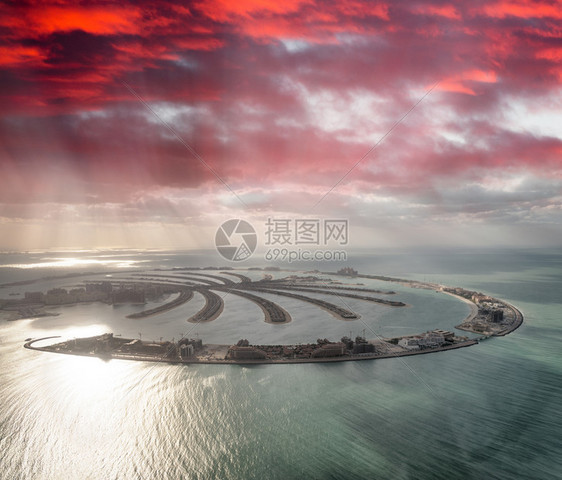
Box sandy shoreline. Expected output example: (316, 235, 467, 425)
(440, 290, 479, 323)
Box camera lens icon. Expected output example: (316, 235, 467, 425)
(215, 219, 257, 261)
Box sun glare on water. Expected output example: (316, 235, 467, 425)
(59, 352, 135, 398)
(3, 258, 139, 269)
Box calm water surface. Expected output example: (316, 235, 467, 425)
(0, 249, 561, 479)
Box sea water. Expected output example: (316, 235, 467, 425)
(0, 249, 561, 479)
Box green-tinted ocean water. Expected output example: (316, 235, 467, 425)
(0, 249, 560, 479)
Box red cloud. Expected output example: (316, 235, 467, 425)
(1, 0, 561, 217)
(413, 5, 461, 20)
(31, 6, 142, 35)
(0, 5, 143, 38)
(0, 46, 46, 67)
(439, 69, 498, 95)
(480, 1, 562, 19)
(194, 0, 313, 22)
(173, 37, 225, 51)
(332, 1, 389, 20)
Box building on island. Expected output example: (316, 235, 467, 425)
(337, 267, 358, 276)
(492, 310, 504, 323)
(311, 342, 346, 358)
(418, 333, 445, 348)
(472, 293, 492, 304)
(398, 337, 421, 351)
(226, 346, 267, 360)
(399, 330, 449, 350)
(431, 329, 454, 341)
(180, 344, 194, 359)
(24, 292, 44, 303)
(352, 336, 376, 354)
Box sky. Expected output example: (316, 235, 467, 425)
(1, 0, 561, 252)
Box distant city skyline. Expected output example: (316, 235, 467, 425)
(1, 0, 561, 250)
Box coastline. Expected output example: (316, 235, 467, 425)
(440, 290, 479, 323)
(455, 300, 524, 337)
(24, 336, 479, 365)
(17, 270, 524, 367)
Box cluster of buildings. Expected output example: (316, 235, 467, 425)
(15, 282, 168, 307)
(311, 342, 347, 358)
(36, 324, 473, 364)
(443, 286, 498, 308)
(337, 267, 358, 276)
(226, 338, 349, 360)
(178, 338, 203, 359)
(51, 330, 464, 362)
(442, 286, 513, 332)
(340, 335, 376, 354)
(466, 308, 507, 333)
(227, 345, 268, 360)
(226, 339, 270, 360)
(397, 329, 455, 351)
(22, 286, 109, 305)
(226, 336, 380, 360)
(56, 333, 192, 360)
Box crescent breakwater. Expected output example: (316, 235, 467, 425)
(24, 335, 479, 365)
(350, 274, 524, 337)
(15, 268, 523, 366)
